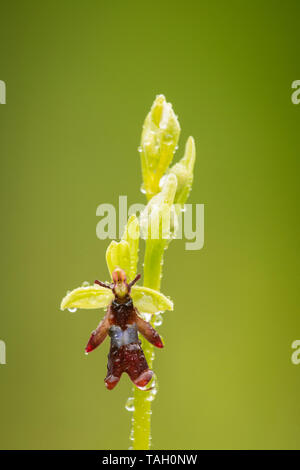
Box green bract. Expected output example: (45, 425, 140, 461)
(168, 136, 196, 207)
(139, 174, 178, 291)
(140, 173, 178, 242)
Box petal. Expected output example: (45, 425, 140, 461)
(136, 314, 164, 348)
(131, 285, 173, 314)
(60, 285, 114, 311)
(85, 312, 111, 353)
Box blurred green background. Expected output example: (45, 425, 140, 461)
(0, 0, 299, 450)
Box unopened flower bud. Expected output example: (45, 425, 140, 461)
(139, 95, 180, 199)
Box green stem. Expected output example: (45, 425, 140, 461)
(143, 242, 165, 291)
(131, 242, 165, 450)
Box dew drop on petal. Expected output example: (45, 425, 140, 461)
(68, 308, 77, 313)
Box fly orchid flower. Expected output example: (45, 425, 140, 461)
(60, 215, 173, 389)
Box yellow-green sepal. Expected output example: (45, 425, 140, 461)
(60, 285, 114, 311)
(106, 215, 140, 281)
(106, 240, 131, 279)
(131, 285, 173, 314)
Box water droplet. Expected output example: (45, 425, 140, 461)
(154, 313, 163, 327)
(125, 397, 135, 412)
(137, 145, 142, 153)
(146, 376, 158, 402)
(159, 175, 167, 189)
(81, 281, 90, 287)
(68, 307, 77, 313)
(140, 183, 146, 194)
(142, 313, 152, 323)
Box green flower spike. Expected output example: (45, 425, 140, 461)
(140, 94, 180, 200)
(132, 98, 197, 451)
(60, 214, 173, 315)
